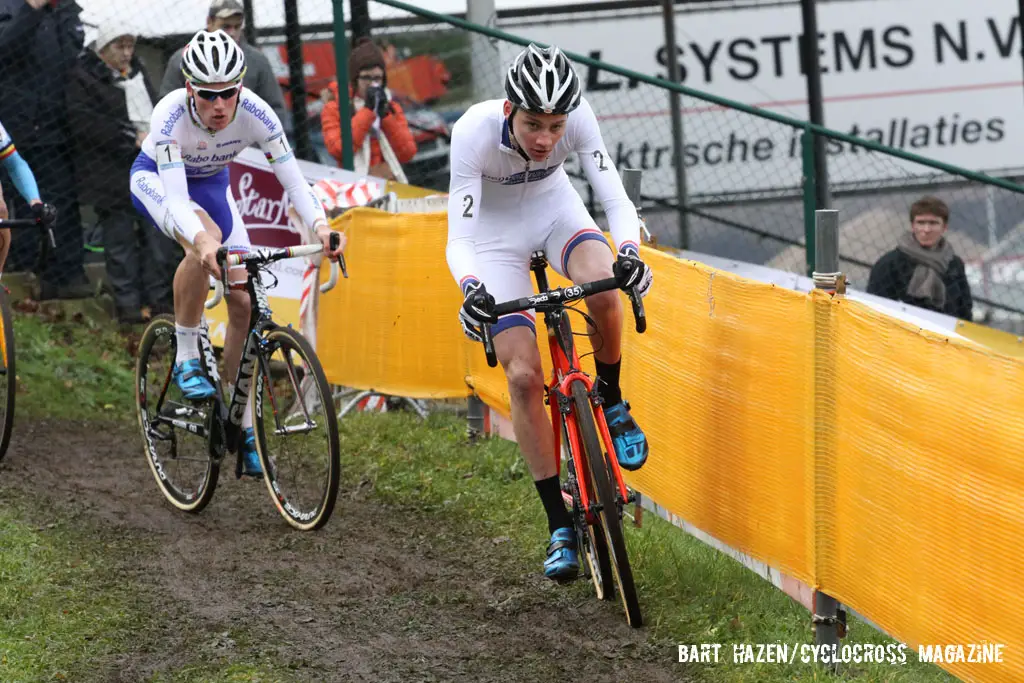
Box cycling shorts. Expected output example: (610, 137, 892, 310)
(129, 153, 250, 249)
(475, 185, 611, 337)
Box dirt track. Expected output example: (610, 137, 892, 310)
(1, 419, 691, 682)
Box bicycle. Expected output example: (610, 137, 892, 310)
(0, 207, 57, 463)
(135, 235, 347, 530)
(478, 251, 648, 628)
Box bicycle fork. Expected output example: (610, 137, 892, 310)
(549, 384, 604, 525)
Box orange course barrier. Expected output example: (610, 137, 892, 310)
(316, 208, 1024, 682)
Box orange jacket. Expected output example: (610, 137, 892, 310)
(321, 81, 417, 172)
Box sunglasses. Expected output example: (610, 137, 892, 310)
(194, 85, 240, 101)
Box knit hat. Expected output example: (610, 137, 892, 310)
(348, 37, 386, 87)
(93, 20, 135, 53)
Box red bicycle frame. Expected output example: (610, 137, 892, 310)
(479, 251, 646, 526)
(544, 306, 632, 528)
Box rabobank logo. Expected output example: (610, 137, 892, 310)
(160, 105, 186, 137)
(241, 98, 276, 134)
(135, 177, 165, 206)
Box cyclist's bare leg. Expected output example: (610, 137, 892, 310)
(172, 210, 249, 383)
(565, 240, 622, 365)
(221, 268, 251, 385)
(172, 213, 221, 329)
(493, 326, 556, 480)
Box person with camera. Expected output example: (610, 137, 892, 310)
(321, 38, 416, 182)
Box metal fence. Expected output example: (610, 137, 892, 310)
(5, 0, 1023, 331)
(357, 0, 1024, 333)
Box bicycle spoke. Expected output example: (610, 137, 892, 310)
(136, 315, 220, 512)
(254, 327, 340, 531)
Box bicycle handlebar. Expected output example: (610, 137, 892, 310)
(204, 233, 347, 310)
(480, 267, 647, 368)
(0, 208, 57, 251)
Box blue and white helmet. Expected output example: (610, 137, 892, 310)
(504, 43, 581, 115)
(181, 29, 246, 85)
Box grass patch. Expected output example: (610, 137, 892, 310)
(0, 507, 139, 681)
(337, 411, 959, 683)
(0, 496, 306, 683)
(12, 308, 136, 420)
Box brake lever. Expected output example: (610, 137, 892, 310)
(481, 322, 497, 368)
(630, 286, 647, 334)
(328, 231, 349, 279)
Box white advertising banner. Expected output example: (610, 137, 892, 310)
(496, 0, 1024, 197)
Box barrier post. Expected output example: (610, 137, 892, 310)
(467, 395, 486, 443)
(811, 208, 847, 667)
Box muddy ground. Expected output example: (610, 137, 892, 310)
(1, 419, 691, 682)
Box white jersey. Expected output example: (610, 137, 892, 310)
(445, 97, 640, 291)
(142, 88, 326, 242)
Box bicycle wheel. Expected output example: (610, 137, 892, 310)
(253, 326, 340, 531)
(562, 415, 611, 599)
(136, 314, 220, 512)
(571, 379, 643, 627)
(0, 288, 15, 463)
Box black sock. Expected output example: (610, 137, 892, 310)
(595, 358, 622, 407)
(535, 476, 572, 533)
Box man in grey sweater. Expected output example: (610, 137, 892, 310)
(158, 0, 290, 135)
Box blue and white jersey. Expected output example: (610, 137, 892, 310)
(138, 88, 325, 237)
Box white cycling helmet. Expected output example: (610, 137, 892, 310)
(504, 43, 581, 115)
(181, 29, 246, 85)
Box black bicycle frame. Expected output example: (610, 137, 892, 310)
(216, 263, 277, 454)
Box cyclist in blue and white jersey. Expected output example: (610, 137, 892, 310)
(0, 119, 55, 274)
(446, 44, 654, 580)
(130, 30, 345, 478)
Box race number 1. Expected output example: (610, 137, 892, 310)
(265, 133, 294, 164)
(156, 142, 184, 170)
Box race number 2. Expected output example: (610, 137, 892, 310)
(462, 194, 474, 218)
(592, 150, 609, 171)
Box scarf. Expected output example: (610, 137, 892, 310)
(351, 92, 407, 184)
(896, 231, 955, 311)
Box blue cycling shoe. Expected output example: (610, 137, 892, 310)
(603, 400, 649, 471)
(172, 359, 216, 401)
(239, 427, 263, 479)
(543, 527, 579, 581)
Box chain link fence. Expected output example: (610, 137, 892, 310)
(4, 0, 1022, 330)
(364, 0, 1024, 333)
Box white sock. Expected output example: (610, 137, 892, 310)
(228, 382, 255, 431)
(242, 390, 254, 430)
(175, 324, 201, 364)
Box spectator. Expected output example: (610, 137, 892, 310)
(67, 21, 176, 325)
(0, 0, 92, 300)
(867, 196, 973, 320)
(321, 37, 416, 182)
(159, 0, 289, 136)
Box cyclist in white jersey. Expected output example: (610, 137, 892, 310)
(447, 44, 654, 581)
(0, 119, 55, 274)
(129, 30, 345, 478)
